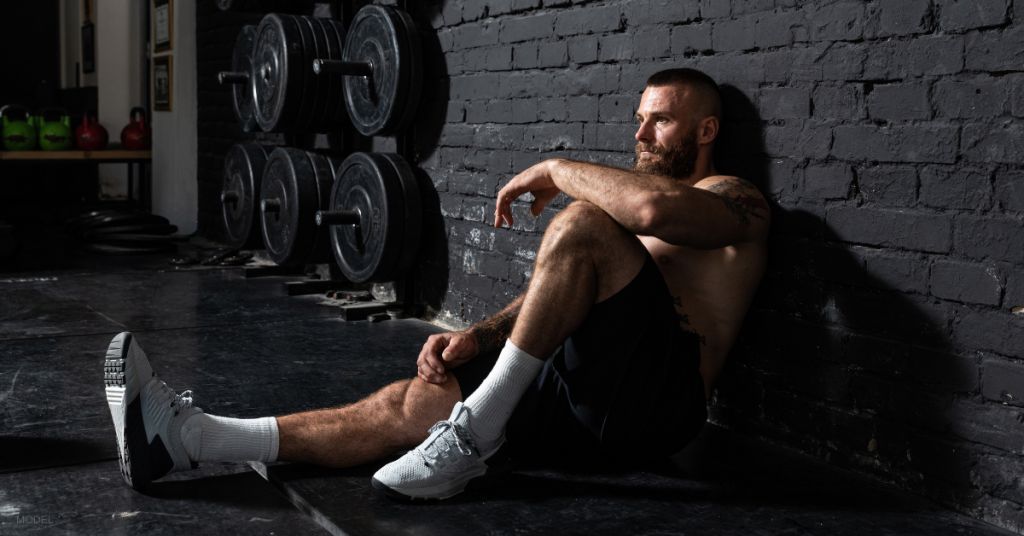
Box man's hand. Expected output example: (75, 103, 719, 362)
(416, 332, 480, 384)
(494, 160, 562, 228)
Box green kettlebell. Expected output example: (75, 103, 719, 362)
(36, 107, 73, 151)
(1, 105, 38, 151)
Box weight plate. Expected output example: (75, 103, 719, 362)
(64, 209, 124, 233)
(222, 143, 268, 249)
(296, 16, 332, 133)
(84, 224, 179, 238)
(305, 152, 337, 264)
(290, 15, 319, 134)
(328, 152, 404, 283)
(260, 147, 320, 266)
(312, 18, 342, 133)
(82, 242, 178, 255)
(342, 5, 420, 137)
(322, 18, 351, 128)
(379, 153, 421, 280)
(88, 233, 180, 243)
(71, 213, 171, 237)
(232, 26, 258, 132)
(253, 14, 305, 132)
(388, 8, 423, 137)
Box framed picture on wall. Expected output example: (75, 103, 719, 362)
(154, 0, 173, 53)
(153, 56, 173, 111)
(81, 23, 95, 74)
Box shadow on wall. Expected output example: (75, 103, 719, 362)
(408, 1, 451, 316)
(712, 86, 976, 498)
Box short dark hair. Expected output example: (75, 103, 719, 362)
(645, 68, 723, 122)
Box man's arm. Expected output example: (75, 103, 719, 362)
(552, 160, 770, 248)
(416, 295, 523, 384)
(496, 159, 770, 250)
(468, 294, 524, 355)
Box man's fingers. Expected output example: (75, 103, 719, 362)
(424, 352, 446, 375)
(494, 200, 513, 228)
(418, 362, 446, 383)
(494, 187, 519, 228)
(442, 337, 468, 361)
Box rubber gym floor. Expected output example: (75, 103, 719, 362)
(0, 232, 1015, 535)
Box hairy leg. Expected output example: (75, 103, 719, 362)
(511, 200, 649, 360)
(276, 375, 462, 467)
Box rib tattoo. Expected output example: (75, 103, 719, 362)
(470, 295, 524, 354)
(672, 294, 706, 346)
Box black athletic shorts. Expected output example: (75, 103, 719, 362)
(451, 252, 707, 462)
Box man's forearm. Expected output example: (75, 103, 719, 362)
(549, 159, 680, 234)
(468, 294, 524, 354)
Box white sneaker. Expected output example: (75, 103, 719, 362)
(371, 401, 511, 501)
(104, 332, 201, 490)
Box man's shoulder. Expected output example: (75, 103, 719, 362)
(693, 175, 762, 196)
(694, 175, 770, 215)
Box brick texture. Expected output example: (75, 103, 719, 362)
(193, 1, 1024, 532)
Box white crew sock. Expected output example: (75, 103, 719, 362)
(463, 340, 545, 442)
(180, 413, 280, 463)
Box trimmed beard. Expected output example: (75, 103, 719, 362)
(632, 130, 699, 179)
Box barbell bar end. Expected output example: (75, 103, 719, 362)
(312, 59, 373, 78)
(221, 190, 240, 204)
(315, 209, 361, 226)
(218, 71, 250, 85)
(262, 198, 282, 213)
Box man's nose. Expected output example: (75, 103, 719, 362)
(635, 120, 653, 142)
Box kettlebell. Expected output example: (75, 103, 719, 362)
(1, 105, 38, 151)
(36, 107, 73, 151)
(121, 107, 152, 151)
(75, 114, 109, 150)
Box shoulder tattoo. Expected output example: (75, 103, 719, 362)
(701, 177, 769, 228)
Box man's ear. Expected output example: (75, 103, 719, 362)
(698, 116, 719, 145)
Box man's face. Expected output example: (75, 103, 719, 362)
(632, 85, 699, 179)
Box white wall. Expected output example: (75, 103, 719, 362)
(150, 0, 198, 234)
(96, 1, 146, 197)
(60, 0, 144, 197)
(59, 0, 97, 89)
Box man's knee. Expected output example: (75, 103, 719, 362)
(398, 378, 461, 427)
(542, 201, 639, 255)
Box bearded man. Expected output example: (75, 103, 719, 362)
(102, 68, 771, 501)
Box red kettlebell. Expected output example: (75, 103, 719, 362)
(120, 107, 152, 151)
(75, 114, 109, 150)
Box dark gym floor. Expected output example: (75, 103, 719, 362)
(0, 231, 1016, 535)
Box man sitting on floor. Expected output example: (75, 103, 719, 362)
(102, 67, 770, 500)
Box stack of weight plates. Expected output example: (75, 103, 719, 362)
(65, 209, 179, 255)
(252, 14, 350, 133)
(242, 6, 421, 136)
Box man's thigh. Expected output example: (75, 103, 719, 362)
(543, 200, 649, 303)
(456, 253, 707, 461)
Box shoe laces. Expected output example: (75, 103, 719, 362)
(169, 388, 195, 415)
(418, 420, 476, 468)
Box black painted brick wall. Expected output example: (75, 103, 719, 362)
(405, 0, 1024, 531)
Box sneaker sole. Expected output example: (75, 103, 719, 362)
(371, 445, 514, 502)
(104, 332, 172, 491)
